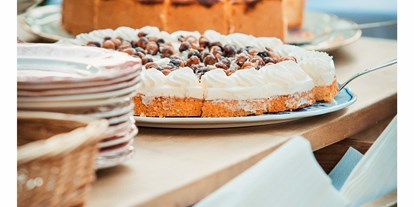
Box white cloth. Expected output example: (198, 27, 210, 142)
(340, 116, 397, 206)
(195, 136, 350, 207)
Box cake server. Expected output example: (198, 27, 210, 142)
(339, 58, 397, 91)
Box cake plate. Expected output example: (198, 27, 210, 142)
(134, 86, 357, 129)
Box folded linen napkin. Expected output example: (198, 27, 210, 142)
(329, 147, 364, 190)
(340, 116, 397, 206)
(195, 136, 350, 207)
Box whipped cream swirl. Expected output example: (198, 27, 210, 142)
(260, 60, 314, 96)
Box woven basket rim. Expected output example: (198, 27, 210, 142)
(17, 111, 108, 164)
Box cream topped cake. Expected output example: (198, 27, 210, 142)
(134, 67, 203, 117)
(260, 61, 315, 113)
(58, 26, 339, 117)
(201, 68, 269, 117)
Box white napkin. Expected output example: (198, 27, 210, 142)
(329, 147, 363, 190)
(195, 136, 350, 207)
(340, 116, 397, 206)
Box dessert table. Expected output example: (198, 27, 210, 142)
(87, 37, 397, 207)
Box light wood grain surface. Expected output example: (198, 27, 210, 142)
(88, 37, 397, 207)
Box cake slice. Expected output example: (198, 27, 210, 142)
(229, 0, 286, 41)
(298, 51, 339, 102)
(260, 60, 315, 112)
(133, 67, 204, 117)
(201, 68, 269, 117)
(165, 0, 228, 34)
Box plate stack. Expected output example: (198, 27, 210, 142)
(17, 43, 142, 169)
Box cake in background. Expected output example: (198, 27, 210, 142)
(283, 0, 305, 29)
(61, 0, 289, 41)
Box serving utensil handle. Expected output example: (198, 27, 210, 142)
(339, 59, 397, 91)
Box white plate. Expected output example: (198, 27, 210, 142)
(87, 101, 135, 119)
(99, 126, 138, 148)
(99, 139, 134, 157)
(17, 54, 139, 84)
(95, 145, 135, 169)
(286, 12, 361, 51)
(18, 70, 140, 90)
(22, 5, 360, 51)
(18, 83, 139, 102)
(18, 90, 137, 109)
(106, 111, 135, 125)
(134, 87, 357, 129)
(18, 75, 140, 96)
(104, 117, 136, 137)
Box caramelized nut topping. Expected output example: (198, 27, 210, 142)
(277, 56, 297, 63)
(112, 38, 122, 49)
(145, 62, 158, 69)
(241, 61, 255, 69)
(199, 36, 210, 49)
(186, 56, 200, 66)
(102, 40, 115, 49)
(138, 32, 147, 38)
(162, 69, 171, 76)
(210, 46, 223, 58)
(236, 53, 249, 66)
(225, 68, 236, 76)
(179, 42, 190, 52)
(142, 57, 153, 65)
(145, 41, 158, 55)
(86, 41, 101, 47)
(137, 37, 149, 49)
(160, 45, 174, 58)
(203, 54, 217, 65)
(257, 51, 270, 59)
(169, 59, 185, 67)
(263, 57, 276, 64)
(223, 44, 236, 57)
(214, 62, 228, 70)
(121, 48, 135, 55)
(251, 56, 265, 66)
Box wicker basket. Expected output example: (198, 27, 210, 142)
(17, 111, 108, 207)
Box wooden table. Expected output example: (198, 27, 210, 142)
(88, 37, 397, 207)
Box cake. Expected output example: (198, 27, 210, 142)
(283, 0, 305, 29)
(133, 67, 204, 117)
(230, 0, 286, 39)
(61, 0, 287, 41)
(58, 26, 338, 117)
(275, 45, 339, 102)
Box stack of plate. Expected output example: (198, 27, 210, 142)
(17, 43, 142, 169)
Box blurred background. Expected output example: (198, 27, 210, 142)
(306, 0, 397, 39)
(30, 0, 397, 40)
